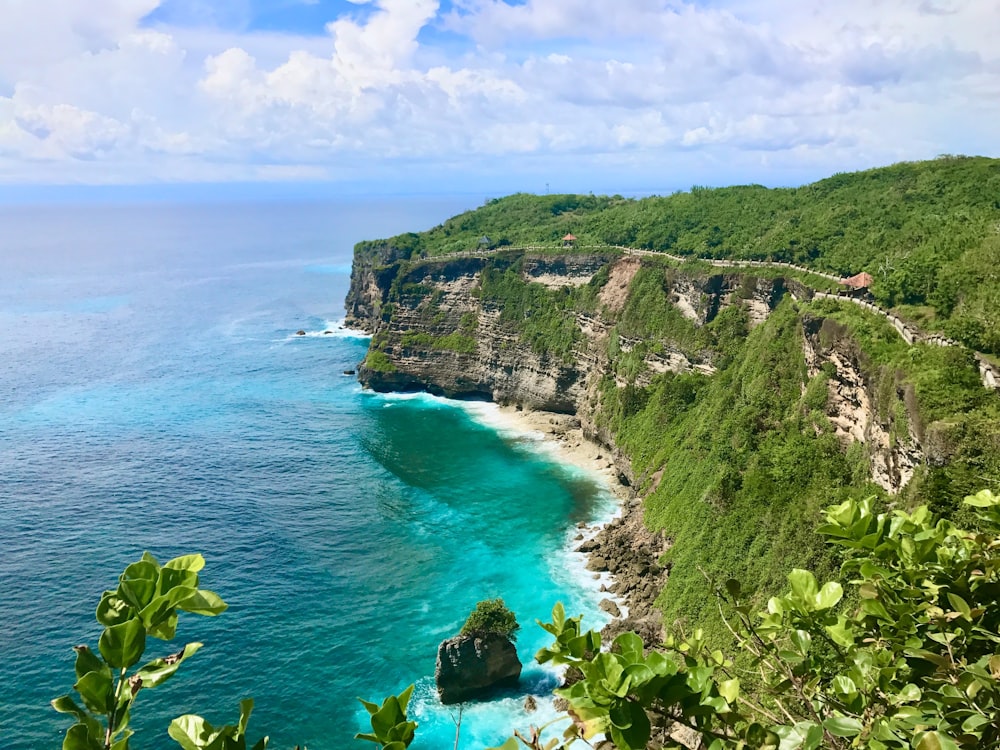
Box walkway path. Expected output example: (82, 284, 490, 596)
(427, 244, 999, 389)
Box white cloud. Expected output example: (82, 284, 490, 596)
(0, 0, 997, 187)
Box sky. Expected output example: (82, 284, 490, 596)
(0, 0, 998, 198)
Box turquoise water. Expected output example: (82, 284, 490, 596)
(0, 201, 615, 749)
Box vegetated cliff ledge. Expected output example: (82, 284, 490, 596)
(346, 245, 1000, 647)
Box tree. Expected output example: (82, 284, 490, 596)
(460, 598, 520, 642)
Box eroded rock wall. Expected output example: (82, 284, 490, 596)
(350, 252, 924, 496)
(802, 316, 923, 494)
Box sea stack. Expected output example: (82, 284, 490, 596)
(434, 633, 522, 704)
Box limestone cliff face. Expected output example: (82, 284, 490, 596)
(347, 251, 922, 493)
(801, 316, 924, 494)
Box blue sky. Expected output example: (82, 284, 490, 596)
(0, 0, 997, 198)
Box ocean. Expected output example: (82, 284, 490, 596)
(0, 199, 617, 749)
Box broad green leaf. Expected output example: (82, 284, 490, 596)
(163, 553, 206, 573)
(831, 675, 857, 698)
(825, 617, 855, 648)
(823, 716, 863, 738)
(788, 569, 818, 605)
(791, 629, 812, 654)
(99, 618, 146, 669)
(609, 701, 634, 729)
(860, 598, 891, 621)
(396, 684, 414, 714)
(718, 678, 740, 703)
(168, 714, 218, 750)
(96, 592, 132, 627)
(167, 714, 227, 750)
(148, 612, 178, 641)
(914, 731, 960, 750)
(74, 670, 114, 713)
(138, 587, 197, 629)
(52, 695, 90, 722)
(134, 642, 203, 689)
(484, 740, 521, 750)
(237, 698, 254, 737)
(608, 702, 650, 750)
(118, 576, 156, 610)
(177, 589, 228, 617)
(946, 593, 971, 619)
(551, 602, 566, 632)
(63, 723, 103, 750)
(613, 632, 645, 664)
(964, 490, 999, 508)
(73, 646, 105, 681)
(157, 567, 198, 597)
(814, 581, 843, 610)
(802, 723, 824, 750)
(110, 729, 133, 750)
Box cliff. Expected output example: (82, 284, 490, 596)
(346, 244, 1000, 644)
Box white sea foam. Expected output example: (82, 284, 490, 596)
(366, 389, 627, 627)
(285, 319, 372, 340)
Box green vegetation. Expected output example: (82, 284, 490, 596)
(363, 349, 397, 373)
(358, 157, 1000, 354)
(354, 491, 1000, 750)
(355, 686, 417, 750)
(806, 298, 1000, 515)
(480, 267, 581, 362)
(356, 194, 623, 259)
(459, 598, 520, 642)
(51, 553, 272, 750)
(599, 300, 870, 646)
(348, 157, 1000, 747)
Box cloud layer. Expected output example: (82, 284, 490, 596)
(1, 0, 997, 189)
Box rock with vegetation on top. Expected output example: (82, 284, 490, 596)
(435, 633, 522, 704)
(435, 598, 522, 704)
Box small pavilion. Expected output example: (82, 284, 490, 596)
(839, 272, 874, 298)
(839, 272, 873, 290)
(562, 233, 577, 248)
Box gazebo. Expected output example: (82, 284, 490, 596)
(838, 272, 874, 298)
(839, 272, 873, 290)
(562, 233, 577, 248)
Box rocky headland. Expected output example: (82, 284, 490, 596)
(344, 246, 950, 649)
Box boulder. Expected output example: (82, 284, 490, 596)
(295, 330, 306, 336)
(599, 598, 621, 618)
(435, 634, 522, 704)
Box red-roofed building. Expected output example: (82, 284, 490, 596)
(562, 233, 577, 247)
(840, 272, 874, 290)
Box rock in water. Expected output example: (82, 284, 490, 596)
(435, 634, 522, 704)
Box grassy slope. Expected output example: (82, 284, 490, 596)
(358, 156, 1000, 355)
(355, 157, 1000, 646)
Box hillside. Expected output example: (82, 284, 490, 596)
(354, 156, 1000, 356)
(345, 156, 1000, 655)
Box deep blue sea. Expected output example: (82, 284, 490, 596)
(0, 200, 615, 749)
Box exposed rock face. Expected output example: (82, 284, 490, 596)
(352, 253, 789, 413)
(347, 248, 928, 638)
(802, 315, 923, 493)
(583, 496, 671, 648)
(435, 634, 522, 704)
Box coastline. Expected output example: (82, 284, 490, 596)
(471, 404, 670, 648)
